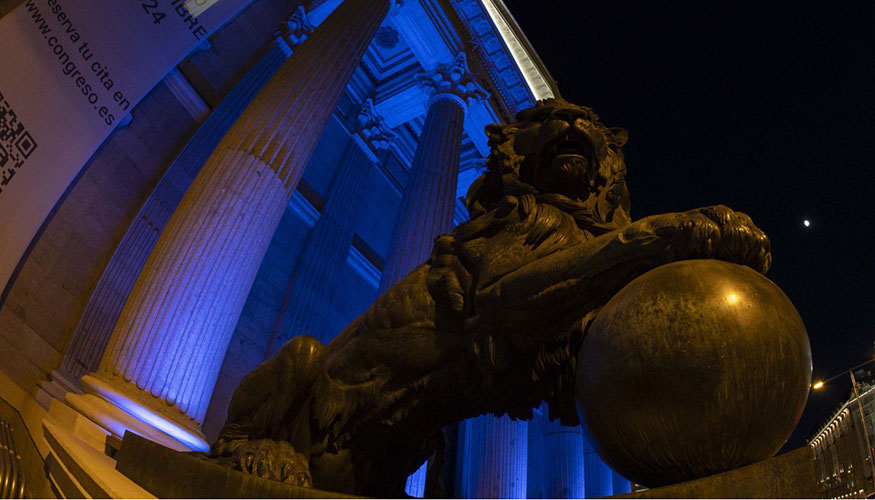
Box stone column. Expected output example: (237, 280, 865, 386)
(527, 406, 586, 499)
(379, 52, 487, 293)
(47, 33, 296, 407)
(381, 53, 486, 497)
(448, 72, 524, 499)
(458, 415, 528, 499)
(268, 98, 394, 351)
(70, 0, 394, 453)
(583, 432, 614, 498)
(612, 471, 632, 495)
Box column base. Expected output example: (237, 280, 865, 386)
(35, 369, 84, 410)
(66, 375, 209, 453)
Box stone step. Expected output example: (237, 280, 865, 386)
(45, 451, 90, 499)
(46, 398, 109, 453)
(42, 418, 154, 499)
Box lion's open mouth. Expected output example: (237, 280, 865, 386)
(545, 136, 591, 163)
(533, 134, 599, 197)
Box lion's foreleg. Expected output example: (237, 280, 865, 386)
(210, 335, 327, 486)
(478, 207, 770, 315)
(234, 438, 313, 486)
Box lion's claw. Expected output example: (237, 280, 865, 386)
(670, 205, 771, 273)
(234, 439, 312, 487)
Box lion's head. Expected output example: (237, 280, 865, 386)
(467, 99, 632, 233)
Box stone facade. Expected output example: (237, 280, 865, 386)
(0, 79, 199, 392)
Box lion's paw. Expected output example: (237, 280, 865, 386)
(234, 439, 312, 487)
(671, 205, 771, 273)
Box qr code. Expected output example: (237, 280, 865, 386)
(0, 91, 38, 194)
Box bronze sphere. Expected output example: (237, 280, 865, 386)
(575, 259, 811, 488)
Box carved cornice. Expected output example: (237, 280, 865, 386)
(448, 0, 558, 114)
(415, 52, 488, 109)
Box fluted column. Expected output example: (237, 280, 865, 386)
(612, 471, 632, 495)
(458, 415, 528, 499)
(528, 406, 586, 499)
(379, 52, 487, 293)
(385, 53, 487, 497)
(71, 0, 393, 453)
(268, 98, 393, 351)
(583, 432, 614, 498)
(52, 36, 292, 400)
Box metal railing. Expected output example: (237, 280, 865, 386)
(0, 419, 26, 499)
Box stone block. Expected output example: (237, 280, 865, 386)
(0, 319, 52, 394)
(0, 307, 61, 373)
(43, 418, 153, 498)
(46, 398, 109, 452)
(612, 446, 820, 499)
(116, 432, 363, 498)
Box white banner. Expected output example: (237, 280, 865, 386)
(0, 0, 251, 293)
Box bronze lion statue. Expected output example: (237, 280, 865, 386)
(209, 99, 771, 496)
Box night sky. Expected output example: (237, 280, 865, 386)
(501, 1, 875, 448)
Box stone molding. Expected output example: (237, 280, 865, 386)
(163, 68, 211, 123)
(449, 0, 557, 114)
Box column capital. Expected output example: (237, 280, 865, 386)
(416, 52, 489, 110)
(357, 97, 396, 152)
(276, 6, 313, 53)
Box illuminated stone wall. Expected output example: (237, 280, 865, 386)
(0, 0, 304, 397)
(0, 79, 199, 392)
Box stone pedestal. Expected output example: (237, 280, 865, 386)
(115, 432, 362, 499)
(42, 418, 152, 499)
(611, 446, 818, 499)
(71, 0, 393, 453)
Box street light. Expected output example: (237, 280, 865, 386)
(812, 358, 875, 495)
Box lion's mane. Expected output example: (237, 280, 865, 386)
(466, 98, 632, 235)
